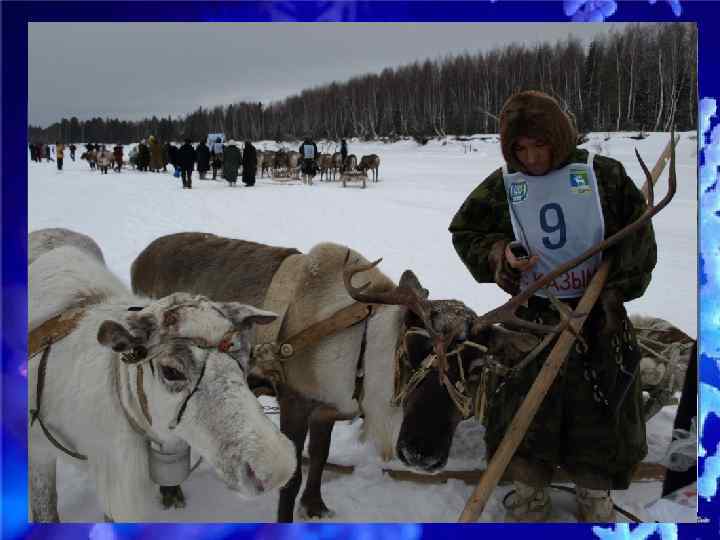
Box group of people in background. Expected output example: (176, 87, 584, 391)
(29, 142, 77, 170)
(161, 138, 258, 189)
(29, 135, 352, 189)
(124, 137, 259, 189)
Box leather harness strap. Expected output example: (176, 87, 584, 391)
(251, 301, 375, 403)
(352, 315, 370, 402)
(136, 365, 153, 425)
(29, 308, 87, 359)
(29, 304, 160, 460)
(278, 302, 374, 360)
(29, 307, 93, 460)
(30, 341, 88, 461)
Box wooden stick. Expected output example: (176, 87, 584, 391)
(458, 260, 610, 522)
(641, 134, 680, 201)
(302, 457, 667, 485)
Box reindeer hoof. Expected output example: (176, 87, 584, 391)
(299, 498, 336, 520)
(159, 485, 186, 509)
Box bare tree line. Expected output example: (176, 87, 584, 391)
(30, 23, 696, 144)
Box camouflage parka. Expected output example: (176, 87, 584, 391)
(449, 148, 657, 302)
(448, 148, 657, 490)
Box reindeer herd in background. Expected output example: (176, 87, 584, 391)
(258, 148, 381, 187)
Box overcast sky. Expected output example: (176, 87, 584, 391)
(29, 22, 627, 127)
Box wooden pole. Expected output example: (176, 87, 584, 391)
(301, 458, 668, 485)
(458, 260, 610, 522)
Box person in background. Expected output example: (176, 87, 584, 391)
(211, 137, 224, 180)
(222, 140, 242, 187)
(148, 135, 163, 172)
(137, 140, 150, 172)
(113, 144, 124, 172)
(55, 142, 64, 171)
(340, 138, 348, 172)
(242, 140, 257, 187)
(299, 136, 319, 183)
(69, 143, 77, 161)
(449, 90, 656, 522)
(167, 142, 179, 175)
(177, 139, 197, 189)
(162, 142, 170, 172)
(196, 140, 210, 179)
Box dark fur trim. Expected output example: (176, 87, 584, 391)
(499, 91, 577, 173)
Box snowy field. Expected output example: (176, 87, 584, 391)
(28, 132, 697, 522)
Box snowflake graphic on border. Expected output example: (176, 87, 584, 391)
(563, 0, 682, 21)
(592, 523, 678, 540)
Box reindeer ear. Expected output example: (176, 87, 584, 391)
(97, 320, 136, 352)
(399, 270, 429, 299)
(219, 303, 278, 328)
(487, 326, 539, 360)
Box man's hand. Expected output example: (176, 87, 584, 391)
(488, 240, 537, 295)
(504, 243, 540, 273)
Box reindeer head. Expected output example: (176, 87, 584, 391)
(96, 293, 296, 496)
(343, 257, 539, 472)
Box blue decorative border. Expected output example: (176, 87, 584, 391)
(3, 1, 717, 539)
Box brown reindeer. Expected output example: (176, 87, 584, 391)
(344, 154, 357, 172)
(358, 154, 380, 182)
(330, 152, 343, 180)
(273, 150, 289, 177)
(318, 154, 333, 182)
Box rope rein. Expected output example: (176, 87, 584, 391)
(392, 326, 508, 420)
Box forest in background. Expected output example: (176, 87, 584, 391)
(29, 23, 697, 144)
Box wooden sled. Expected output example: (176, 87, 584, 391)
(271, 167, 302, 183)
(341, 171, 367, 188)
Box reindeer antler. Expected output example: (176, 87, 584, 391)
(343, 251, 462, 380)
(473, 131, 677, 334)
(343, 251, 438, 334)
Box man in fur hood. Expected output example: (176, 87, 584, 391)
(449, 90, 656, 522)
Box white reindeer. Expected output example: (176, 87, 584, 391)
(29, 243, 296, 522)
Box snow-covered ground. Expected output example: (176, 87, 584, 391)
(28, 132, 697, 522)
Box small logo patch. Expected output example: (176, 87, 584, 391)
(509, 181, 528, 203)
(570, 169, 592, 194)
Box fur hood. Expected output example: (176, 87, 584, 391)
(499, 90, 577, 173)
